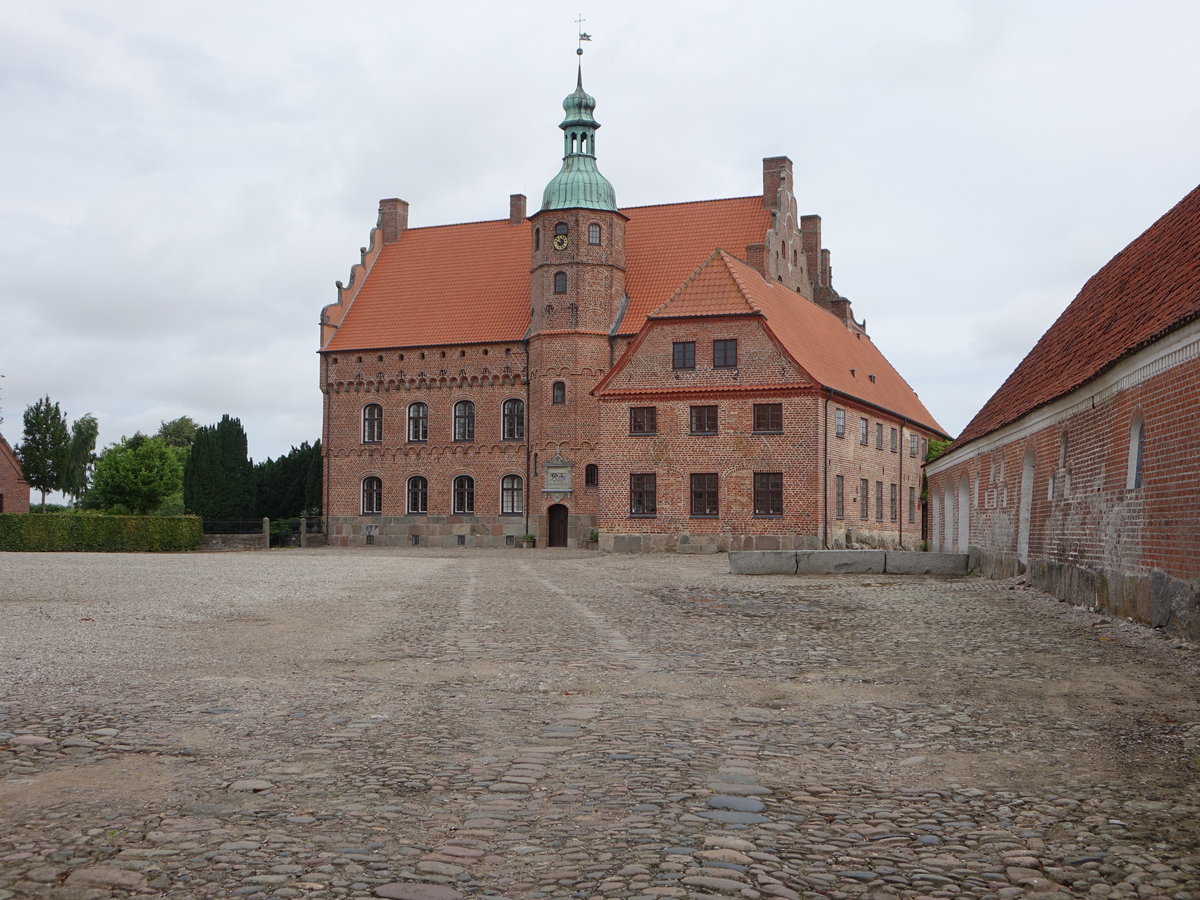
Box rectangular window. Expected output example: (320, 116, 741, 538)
(689, 405, 718, 434)
(875, 422, 884, 450)
(875, 481, 883, 521)
(910, 434, 919, 457)
(835, 408, 846, 438)
(890, 483, 897, 521)
(835, 475, 845, 519)
(630, 406, 657, 435)
(908, 486, 916, 523)
(860, 417, 869, 446)
(630, 474, 657, 516)
(691, 473, 719, 517)
(753, 472, 783, 516)
(860, 478, 869, 520)
(921, 438, 928, 459)
(672, 341, 695, 370)
(753, 403, 783, 433)
(890, 427, 898, 452)
(713, 339, 737, 368)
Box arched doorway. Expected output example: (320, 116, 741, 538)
(548, 504, 569, 547)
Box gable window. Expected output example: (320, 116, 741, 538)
(552, 381, 566, 405)
(585, 464, 598, 487)
(1127, 416, 1145, 490)
(407, 476, 428, 514)
(453, 400, 475, 442)
(588, 223, 601, 245)
(630, 406, 657, 434)
(690, 473, 719, 517)
(407, 402, 428, 442)
(713, 339, 737, 368)
(362, 476, 382, 515)
(835, 408, 846, 438)
(890, 427, 898, 452)
(753, 472, 783, 516)
(689, 405, 718, 435)
(835, 475, 845, 519)
(753, 403, 782, 433)
(501, 475, 523, 514)
(502, 398, 524, 440)
(362, 403, 383, 443)
(860, 418, 869, 446)
(453, 475, 475, 514)
(672, 341, 695, 370)
(553, 271, 567, 294)
(875, 422, 884, 450)
(860, 478, 869, 520)
(630, 473, 657, 516)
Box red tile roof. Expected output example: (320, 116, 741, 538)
(321, 197, 772, 352)
(954, 184, 1200, 448)
(603, 250, 946, 434)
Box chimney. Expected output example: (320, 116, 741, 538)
(509, 193, 527, 224)
(821, 249, 833, 292)
(801, 215, 822, 286)
(378, 198, 409, 244)
(761, 156, 793, 210)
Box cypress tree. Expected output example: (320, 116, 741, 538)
(184, 415, 255, 518)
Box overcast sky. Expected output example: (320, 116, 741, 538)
(2, 1, 1197, 469)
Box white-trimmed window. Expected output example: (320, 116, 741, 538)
(453, 475, 474, 514)
(407, 402, 428, 442)
(362, 476, 382, 514)
(502, 398, 524, 440)
(407, 476, 428, 514)
(454, 401, 475, 442)
(501, 475, 523, 514)
(362, 403, 383, 443)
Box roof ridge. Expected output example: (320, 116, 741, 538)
(646, 249, 727, 319)
(619, 195, 760, 213)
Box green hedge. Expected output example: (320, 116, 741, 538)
(0, 513, 203, 552)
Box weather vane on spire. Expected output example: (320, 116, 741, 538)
(576, 14, 591, 56)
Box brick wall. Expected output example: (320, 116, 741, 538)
(0, 436, 30, 514)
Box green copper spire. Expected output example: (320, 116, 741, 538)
(541, 61, 617, 212)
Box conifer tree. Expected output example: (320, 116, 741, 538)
(184, 415, 256, 518)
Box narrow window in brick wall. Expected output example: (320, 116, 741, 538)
(407, 476, 428, 514)
(860, 418, 869, 446)
(835, 408, 846, 438)
(691, 473, 719, 517)
(630, 406, 657, 434)
(859, 478, 869, 519)
(672, 341, 696, 370)
(453, 400, 475, 441)
(753, 403, 783, 433)
(552, 381, 566, 405)
(890, 483, 897, 521)
(875, 481, 884, 521)
(910, 433, 919, 457)
(630, 473, 656, 515)
(909, 486, 916, 523)
(588, 222, 601, 245)
(876, 422, 884, 450)
(362, 476, 382, 515)
(553, 271, 567, 294)
(713, 339, 737, 368)
(921, 437, 928, 459)
(362, 403, 383, 443)
(753, 472, 783, 516)
(501, 475, 523, 514)
(835, 475, 845, 519)
(890, 427, 898, 452)
(502, 398, 524, 440)
(407, 402, 428, 442)
(585, 464, 598, 487)
(689, 405, 718, 434)
(1127, 416, 1145, 490)
(453, 475, 474, 514)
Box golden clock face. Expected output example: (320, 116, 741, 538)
(552, 234, 569, 250)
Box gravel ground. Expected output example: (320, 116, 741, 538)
(1, 548, 1198, 900)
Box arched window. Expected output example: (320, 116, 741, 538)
(553, 271, 567, 294)
(552, 381, 566, 405)
(407, 476, 427, 514)
(585, 464, 598, 487)
(453, 400, 475, 442)
(502, 398, 524, 440)
(453, 475, 474, 514)
(588, 223, 601, 245)
(554, 222, 569, 237)
(407, 402, 428, 442)
(1127, 416, 1145, 489)
(362, 403, 382, 443)
(501, 475, 523, 514)
(362, 476, 382, 514)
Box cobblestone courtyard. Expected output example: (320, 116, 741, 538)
(2, 550, 1198, 900)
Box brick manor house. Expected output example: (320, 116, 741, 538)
(318, 64, 946, 550)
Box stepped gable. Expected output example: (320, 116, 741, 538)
(955, 183, 1200, 448)
(607, 249, 946, 435)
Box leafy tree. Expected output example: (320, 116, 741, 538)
(18, 396, 70, 509)
(156, 416, 198, 449)
(254, 441, 321, 518)
(88, 435, 183, 515)
(184, 415, 256, 518)
(61, 413, 99, 506)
